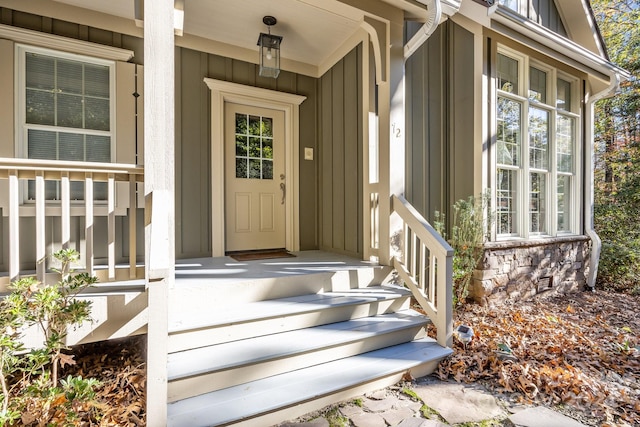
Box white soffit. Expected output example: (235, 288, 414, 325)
(51, 0, 364, 69)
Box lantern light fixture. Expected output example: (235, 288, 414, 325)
(257, 16, 282, 78)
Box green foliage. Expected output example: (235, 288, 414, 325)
(435, 193, 493, 305)
(0, 249, 100, 425)
(591, 0, 640, 294)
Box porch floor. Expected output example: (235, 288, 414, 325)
(174, 250, 381, 285)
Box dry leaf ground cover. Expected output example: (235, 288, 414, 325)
(58, 289, 638, 426)
(432, 290, 640, 426)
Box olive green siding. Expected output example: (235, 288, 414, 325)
(0, 7, 321, 265)
(405, 21, 475, 225)
(528, 0, 567, 36)
(318, 46, 363, 258)
(175, 48, 320, 257)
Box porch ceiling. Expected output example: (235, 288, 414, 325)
(50, 0, 419, 69)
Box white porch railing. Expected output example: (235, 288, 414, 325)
(0, 158, 144, 287)
(391, 194, 454, 347)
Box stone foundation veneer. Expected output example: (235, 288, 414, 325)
(471, 236, 591, 306)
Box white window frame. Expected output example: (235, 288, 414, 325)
(15, 44, 116, 203)
(494, 45, 581, 241)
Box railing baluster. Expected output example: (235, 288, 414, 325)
(0, 159, 144, 285)
(85, 173, 94, 276)
(8, 170, 20, 282)
(108, 173, 115, 280)
(410, 229, 417, 281)
(129, 174, 137, 279)
(61, 172, 70, 250)
(419, 242, 427, 293)
(391, 194, 454, 348)
(35, 172, 46, 283)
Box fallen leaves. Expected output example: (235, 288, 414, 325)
(432, 290, 640, 426)
(61, 335, 147, 426)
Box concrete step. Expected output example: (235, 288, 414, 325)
(167, 337, 453, 427)
(167, 309, 429, 402)
(167, 285, 411, 353)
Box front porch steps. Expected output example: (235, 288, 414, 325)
(167, 285, 410, 353)
(167, 309, 429, 402)
(167, 337, 451, 427)
(166, 263, 452, 426)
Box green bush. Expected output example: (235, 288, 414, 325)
(0, 249, 102, 425)
(435, 193, 493, 305)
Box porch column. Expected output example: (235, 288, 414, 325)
(144, 0, 175, 425)
(369, 12, 405, 265)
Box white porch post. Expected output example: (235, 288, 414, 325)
(368, 12, 405, 265)
(144, 0, 175, 424)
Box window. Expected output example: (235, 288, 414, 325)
(495, 48, 580, 239)
(17, 45, 115, 200)
(234, 113, 274, 180)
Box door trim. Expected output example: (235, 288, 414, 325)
(204, 78, 306, 256)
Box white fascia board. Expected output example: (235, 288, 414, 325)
(491, 7, 630, 84)
(0, 23, 134, 61)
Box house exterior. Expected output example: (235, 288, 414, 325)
(0, 0, 627, 425)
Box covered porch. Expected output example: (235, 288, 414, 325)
(0, 0, 458, 424)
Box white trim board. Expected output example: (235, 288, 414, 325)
(0, 23, 134, 61)
(204, 78, 306, 257)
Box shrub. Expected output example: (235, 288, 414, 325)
(435, 193, 493, 305)
(0, 249, 101, 426)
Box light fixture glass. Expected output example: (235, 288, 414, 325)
(257, 16, 282, 78)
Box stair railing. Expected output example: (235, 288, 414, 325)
(0, 158, 144, 287)
(391, 194, 453, 347)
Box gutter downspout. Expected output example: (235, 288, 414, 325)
(403, 0, 442, 60)
(585, 71, 620, 289)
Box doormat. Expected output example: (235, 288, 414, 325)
(228, 249, 296, 261)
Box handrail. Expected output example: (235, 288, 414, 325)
(0, 159, 144, 286)
(391, 194, 454, 347)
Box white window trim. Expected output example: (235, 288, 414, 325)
(15, 44, 117, 204)
(494, 46, 582, 241)
(0, 24, 133, 62)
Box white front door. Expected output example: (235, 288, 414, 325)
(224, 102, 286, 252)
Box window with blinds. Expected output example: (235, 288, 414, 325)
(18, 45, 115, 200)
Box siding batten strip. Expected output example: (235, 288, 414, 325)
(35, 173, 46, 283)
(129, 174, 137, 278)
(8, 171, 20, 282)
(108, 173, 115, 280)
(61, 172, 70, 250)
(85, 173, 94, 276)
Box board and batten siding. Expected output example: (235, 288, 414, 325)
(0, 8, 143, 270)
(176, 48, 319, 256)
(0, 6, 321, 262)
(319, 45, 363, 258)
(405, 21, 475, 226)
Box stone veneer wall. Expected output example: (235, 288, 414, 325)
(471, 236, 591, 306)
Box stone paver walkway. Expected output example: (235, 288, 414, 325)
(278, 377, 589, 427)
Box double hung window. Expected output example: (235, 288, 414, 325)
(495, 47, 580, 239)
(17, 45, 115, 200)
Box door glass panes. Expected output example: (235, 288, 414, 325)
(530, 173, 546, 233)
(529, 67, 547, 103)
(497, 54, 519, 94)
(556, 115, 574, 172)
(529, 107, 549, 170)
(497, 169, 517, 235)
(235, 113, 274, 180)
(497, 97, 522, 166)
(557, 78, 572, 111)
